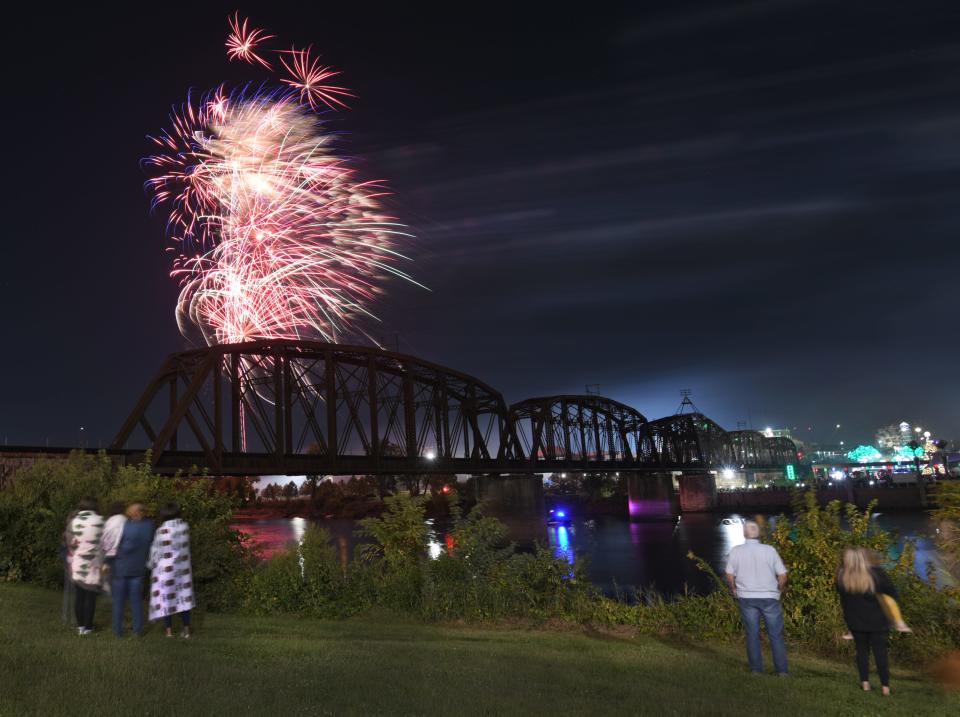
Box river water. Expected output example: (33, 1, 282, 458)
(232, 510, 946, 597)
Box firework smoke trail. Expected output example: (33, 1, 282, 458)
(145, 14, 421, 349)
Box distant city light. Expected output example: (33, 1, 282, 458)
(847, 444, 882, 463)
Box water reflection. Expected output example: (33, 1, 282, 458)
(291, 517, 307, 544)
(719, 516, 746, 554)
(233, 510, 944, 596)
(427, 538, 444, 560)
(549, 525, 575, 565)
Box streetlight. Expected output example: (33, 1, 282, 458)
(424, 451, 436, 461)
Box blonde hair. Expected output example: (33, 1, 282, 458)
(839, 547, 876, 594)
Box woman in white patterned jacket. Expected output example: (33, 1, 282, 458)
(147, 502, 195, 638)
(67, 496, 104, 635)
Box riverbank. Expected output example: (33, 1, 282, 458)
(1, 583, 954, 716)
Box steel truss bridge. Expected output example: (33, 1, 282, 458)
(111, 340, 798, 476)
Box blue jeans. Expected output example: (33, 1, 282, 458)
(111, 575, 144, 637)
(738, 598, 788, 674)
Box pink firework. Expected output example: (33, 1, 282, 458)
(146, 15, 421, 348)
(226, 13, 274, 69)
(279, 46, 353, 110)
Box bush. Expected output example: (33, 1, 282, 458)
(0, 451, 250, 610)
(932, 481, 960, 587)
(245, 491, 601, 622)
(765, 490, 960, 662)
(6, 460, 956, 665)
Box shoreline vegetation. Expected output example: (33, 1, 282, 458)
(2, 454, 959, 674)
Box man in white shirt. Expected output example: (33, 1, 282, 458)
(725, 520, 789, 676)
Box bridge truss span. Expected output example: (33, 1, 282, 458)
(509, 395, 648, 466)
(112, 340, 798, 476)
(112, 340, 520, 475)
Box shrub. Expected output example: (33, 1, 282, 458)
(765, 490, 960, 662)
(0, 451, 250, 610)
(931, 481, 960, 587)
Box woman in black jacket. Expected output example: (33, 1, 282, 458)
(836, 547, 898, 695)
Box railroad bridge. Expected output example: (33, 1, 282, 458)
(108, 340, 798, 519)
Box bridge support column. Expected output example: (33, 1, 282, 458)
(626, 472, 677, 521)
(476, 474, 546, 544)
(678, 473, 717, 512)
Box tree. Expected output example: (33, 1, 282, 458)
(282, 481, 298, 502)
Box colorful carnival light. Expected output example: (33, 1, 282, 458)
(846, 444, 883, 463)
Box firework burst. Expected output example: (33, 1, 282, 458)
(145, 14, 419, 348)
(226, 13, 274, 69)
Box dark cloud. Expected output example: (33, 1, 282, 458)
(1, 1, 958, 448)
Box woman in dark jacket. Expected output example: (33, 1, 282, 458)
(836, 547, 898, 695)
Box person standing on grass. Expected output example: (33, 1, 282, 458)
(99, 502, 127, 594)
(110, 503, 154, 637)
(67, 497, 105, 636)
(836, 547, 899, 696)
(148, 502, 195, 638)
(100, 503, 127, 559)
(725, 520, 789, 676)
(60, 510, 78, 626)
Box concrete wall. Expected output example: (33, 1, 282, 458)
(0, 449, 74, 489)
(626, 472, 677, 520)
(716, 486, 927, 511)
(678, 473, 717, 512)
(476, 474, 547, 543)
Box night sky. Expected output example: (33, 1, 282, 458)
(2, 1, 958, 449)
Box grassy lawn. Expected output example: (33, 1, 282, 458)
(0, 583, 954, 716)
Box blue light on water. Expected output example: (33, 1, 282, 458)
(551, 525, 575, 568)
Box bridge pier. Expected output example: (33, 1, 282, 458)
(677, 472, 717, 512)
(626, 472, 677, 521)
(476, 474, 547, 544)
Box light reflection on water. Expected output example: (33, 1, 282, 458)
(233, 510, 945, 596)
(550, 525, 575, 565)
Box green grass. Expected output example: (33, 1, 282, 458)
(0, 584, 954, 716)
